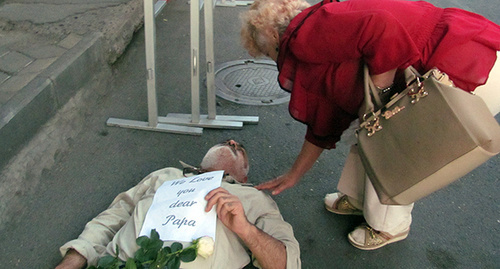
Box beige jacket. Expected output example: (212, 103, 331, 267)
(60, 167, 301, 268)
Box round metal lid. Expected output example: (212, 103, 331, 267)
(215, 59, 289, 105)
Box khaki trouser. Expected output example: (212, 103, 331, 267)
(337, 51, 500, 235)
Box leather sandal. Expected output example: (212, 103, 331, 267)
(348, 223, 409, 250)
(324, 192, 363, 216)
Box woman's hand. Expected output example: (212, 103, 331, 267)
(256, 172, 301, 195)
(256, 139, 324, 195)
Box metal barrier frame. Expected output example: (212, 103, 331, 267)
(107, 0, 258, 135)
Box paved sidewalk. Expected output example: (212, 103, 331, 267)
(0, 0, 144, 168)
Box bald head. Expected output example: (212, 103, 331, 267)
(200, 140, 249, 183)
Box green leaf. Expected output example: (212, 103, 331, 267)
(98, 255, 117, 267)
(134, 248, 149, 263)
(166, 256, 180, 269)
(135, 237, 163, 262)
(146, 230, 164, 255)
(136, 235, 150, 248)
(179, 248, 197, 263)
(96, 230, 198, 269)
(151, 240, 164, 253)
(170, 242, 183, 253)
(150, 257, 167, 269)
(150, 229, 160, 241)
(152, 248, 169, 267)
(125, 258, 138, 269)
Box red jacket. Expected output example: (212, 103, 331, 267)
(277, 0, 500, 149)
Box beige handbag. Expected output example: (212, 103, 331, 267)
(357, 66, 500, 205)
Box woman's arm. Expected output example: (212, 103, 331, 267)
(371, 68, 397, 89)
(256, 139, 324, 195)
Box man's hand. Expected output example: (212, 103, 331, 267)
(205, 187, 287, 269)
(205, 187, 252, 237)
(54, 249, 87, 269)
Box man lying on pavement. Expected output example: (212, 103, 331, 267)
(55, 140, 301, 269)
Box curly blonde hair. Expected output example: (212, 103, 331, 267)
(240, 0, 310, 57)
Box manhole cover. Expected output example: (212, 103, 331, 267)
(215, 59, 289, 105)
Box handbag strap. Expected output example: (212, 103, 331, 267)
(403, 66, 422, 86)
(362, 65, 383, 115)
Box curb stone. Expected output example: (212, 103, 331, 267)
(0, 32, 105, 169)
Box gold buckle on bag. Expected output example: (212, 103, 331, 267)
(408, 77, 428, 104)
(362, 112, 382, 137)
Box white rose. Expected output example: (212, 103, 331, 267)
(197, 236, 214, 259)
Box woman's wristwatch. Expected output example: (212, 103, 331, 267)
(376, 84, 393, 94)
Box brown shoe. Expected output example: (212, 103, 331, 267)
(324, 192, 363, 216)
(348, 223, 409, 250)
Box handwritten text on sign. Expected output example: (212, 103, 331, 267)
(139, 170, 224, 242)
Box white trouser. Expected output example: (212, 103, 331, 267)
(475, 51, 500, 115)
(337, 51, 500, 235)
(337, 145, 415, 235)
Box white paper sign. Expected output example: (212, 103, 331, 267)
(139, 170, 224, 242)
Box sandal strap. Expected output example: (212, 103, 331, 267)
(361, 224, 395, 247)
(334, 194, 360, 212)
(365, 225, 392, 241)
(349, 223, 410, 250)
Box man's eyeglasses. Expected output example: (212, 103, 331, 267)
(182, 139, 246, 178)
(221, 140, 246, 155)
(183, 167, 231, 180)
(182, 167, 207, 177)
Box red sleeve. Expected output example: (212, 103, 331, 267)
(305, 128, 338, 149)
(290, 8, 420, 74)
